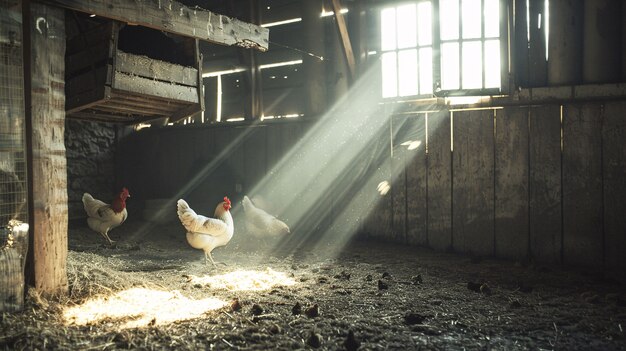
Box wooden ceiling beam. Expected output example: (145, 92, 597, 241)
(42, 0, 269, 51)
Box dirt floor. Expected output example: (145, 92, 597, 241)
(1, 219, 625, 350)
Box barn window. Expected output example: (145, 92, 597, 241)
(380, 0, 504, 98)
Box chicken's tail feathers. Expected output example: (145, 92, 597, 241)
(82, 193, 94, 204)
(176, 199, 197, 230)
(242, 195, 253, 210)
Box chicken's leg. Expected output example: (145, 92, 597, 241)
(101, 231, 116, 246)
(204, 251, 227, 267)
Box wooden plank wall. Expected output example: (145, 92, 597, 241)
(122, 100, 626, 271)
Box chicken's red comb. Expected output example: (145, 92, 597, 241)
(223, 196, 231, 205)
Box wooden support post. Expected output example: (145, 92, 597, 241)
(25, 2, 69, 295)
(302, 0, 326, 117)
(513, 0, 529, 88)
(330, 0, 356, 82)
(547, 0, 583, 86)
(582, 0, 621, 83)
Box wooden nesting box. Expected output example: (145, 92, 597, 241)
(65, 20, 203, 124)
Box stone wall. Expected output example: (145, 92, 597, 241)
(64, 119, 117, 220)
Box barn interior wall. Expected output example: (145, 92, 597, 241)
(118, 99, 625, 273)
(64, 120, 118, 220)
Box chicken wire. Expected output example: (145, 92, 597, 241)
(0, 0, 28, 231)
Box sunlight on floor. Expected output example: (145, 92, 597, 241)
(189, 268, 297, 291)
(63, 288, 227, 329)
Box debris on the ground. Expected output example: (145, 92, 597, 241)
(365, 274, 373, 281)
(292, 302, 302, 315)
(230, 298, 242, 312)
(306, 330, 322, 348)
(251, 304, 264, 316)
(304, 304, 319, 318)
(344, 330, 360, 351)
(404, 312, 428, 325)
(378, 280, 389, 290)
(411, 274, 423, 285)
(382, 272, 392, 279)
(480, 283, 492, 296)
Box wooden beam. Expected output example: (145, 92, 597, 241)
(42, 0, 269, 51)
(330, 0, 356, 81)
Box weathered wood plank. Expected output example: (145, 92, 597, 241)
(29, 3, 68, 295)
(391, 118, 407, 244)
(65, 42, 111, 76)
(116, 51, 198, 87)
(44, 0, 269, 51)
(66, 21, 114, 55)
(427, 111, 452, 251)
(529, 105, 562, 263)
(243, 127, 267, 191)
(112, 72, 198, 103)
(452, 109, 495, 257)
(66, 65, 110, 97)
(603, 102, 626, 271)
(495, 107, 529, 259)
(528, 0, 548, 87)
(562, 104, 603, 267)
(405, 115, 427, 246)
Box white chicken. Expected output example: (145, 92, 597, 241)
(82, 188, 130, 245)
(176, 197, 233, 267)
(242, 195, 290, 239)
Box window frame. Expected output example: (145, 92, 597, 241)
(374, 0, 510, 100)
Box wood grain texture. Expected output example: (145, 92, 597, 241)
(405, 115, 427, 246)
(562, 104, 603, 267)
(30, 3, 69, 295)
(495, 107, 529, 259)
(427, 111, 452, 251)
(452, 109, 495, 256)
(43, 0, 269, 51)
(529, 105, 562, 263)
(603, 102, 626, 270)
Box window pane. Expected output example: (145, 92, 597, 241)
(398, 49, 418, 96)
(462, 0, 481, 39)
(484, 0, 499, 37)
(382, 52, 398, 97)
(381, 8, 397, 51)
(419, 47, 433, 94)
(441, 42, 460, 90)
(397, 4, 417, 49)
(484, 39, 500, 88)
(462, 41, 482, 89)
(440, 0, 459, 40)
(417, 2, 432, 46)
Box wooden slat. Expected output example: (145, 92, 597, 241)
(495, 107, 530, 259)
(65, 85, 107, 113)
(28, 3, 69, 294)
(391, 118, 407, 244)
(452, 109, 495, 256)
(116, 51, 198, 87)
(112, 72, 198, 103)
(43, 0, 269, 51)
(562, 104, 603, 267)
(243, 127, 267, 191)
(405, 115, 428, 246)
(65, 42, 111, 76)
(427, 111, 452, 251)
(529, 105, 562, 263)
(66, 21, 113, 55)
(603, 102, 626, 271)
(65, 65, 110, 97)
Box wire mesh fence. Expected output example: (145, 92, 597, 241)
(0, 0, 28, 228)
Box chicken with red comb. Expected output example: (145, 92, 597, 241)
(176, 196, 234, 267)
(82, 187, 130, 245)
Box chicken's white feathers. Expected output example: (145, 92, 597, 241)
(176, 199, 234, 265)
(82, 192, 128, 242)
(242, 195, 290, 238)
